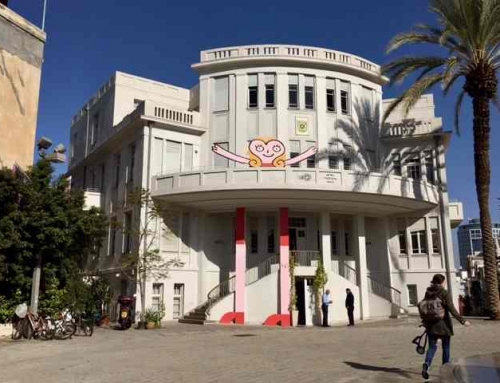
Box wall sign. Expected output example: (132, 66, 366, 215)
(212, 137, 317, 168)
(295, 117, 309, 136)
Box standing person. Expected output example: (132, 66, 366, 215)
(345, 288, 355, 326)
(419, 274, 471, 380)
(322, 289, 332, 327)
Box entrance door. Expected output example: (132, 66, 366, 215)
(305, 279, 316, 326)
(295, 277, 305, 326)
(289, 228, 298, 251)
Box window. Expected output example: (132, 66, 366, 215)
(343, 145, 352, 171)
(133, 99, 144, 109)
(392, 153, 402, 176)
(326, 78, 336, 112)
(331, 231, 337, 255)
(213, 76, 229, 112)
(407, 284, 418, 306)
(71, 132, 77, 160)
(406, 153, 421, 180)
(100, 164, 105, 191)
(307, 141, 316, 168)
(267, 217, 275, 253)
(166, 140, 182, 172)
(305, 76, 315, 109)
(91, 113, 99, 147)
(152, 283, 164, 311)
(173, 284, 184, 319)
(109, 217, 117, 256)
(184, 143, 193, 171)
(124, 211, 132, 254)
(114, 154, 121, 188)
(128, 144, 135, 184)
(411, 230, 427, 254)
(289, 141, 300, 168)
(398, 231, 407, 254)
(340, 81, 350, 115)
(248, 74, 258, 108)
(345, 232, 350, 256)
(425, 150, 434, 183)
(289, 217, 306, 227)
(265, 74, 275, 108)
(328, 155, 338, 169)
(213, 142, 229, 168)
(288, 74, 298, 108)
(431, 229, 440, 254)
(250, 230, 258, 254)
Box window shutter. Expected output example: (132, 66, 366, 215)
(288, 74, 299, 85)
(264, 73, 275, 85)
(341, 81, 350, 92)
(213, 76, 229, 111)
(305, 76, 315, 87)
(326, 78, 336, 89)
(248, 74, 258, 87)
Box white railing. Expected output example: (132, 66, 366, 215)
(141, 101, 200, 127)
(291, 250, 320, 267)
(246, 254, 280, 285)
(331, 260, 357, 285)
(199, 45, 380, 75)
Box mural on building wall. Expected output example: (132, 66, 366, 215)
(212, 137, 317, 168)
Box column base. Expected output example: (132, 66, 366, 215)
(263, 314, 291, 327)
(220, 312, 244, 325)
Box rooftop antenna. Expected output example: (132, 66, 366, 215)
(42, 0, 47, 31)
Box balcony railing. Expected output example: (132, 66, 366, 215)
(140, 100, 200, 127)
(199, 45, 380, 75)
(291, 250, 320, 267)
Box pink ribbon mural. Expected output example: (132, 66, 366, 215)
(212, 137, 317, 167)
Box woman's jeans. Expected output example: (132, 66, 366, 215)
(425, 334, 451, 367)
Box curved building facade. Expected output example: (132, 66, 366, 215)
(68, 45, 463, 325)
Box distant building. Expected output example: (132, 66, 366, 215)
(457, 218, 500, 268)
(0, 3, 46, 169)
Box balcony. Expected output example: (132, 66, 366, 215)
(380, 118, 442, 138)
(151, 167, 440, 215)
(449, 200, 464, 228)
(83, 188, 102, 210)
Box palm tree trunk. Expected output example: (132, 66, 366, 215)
(472, 94, 500, 319)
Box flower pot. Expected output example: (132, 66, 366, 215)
(291, 310, 299, 326)
(146, 321, 155, 330)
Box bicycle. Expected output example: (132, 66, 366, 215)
(14, 311, 54, 340)
(74, 313, 94, 336)
(52, 310, 76, 340)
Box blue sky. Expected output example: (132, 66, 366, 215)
(11, 0, 500, 229)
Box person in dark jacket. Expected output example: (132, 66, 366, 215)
(421, 274, 471, 380)
(345, 289, 355, 326)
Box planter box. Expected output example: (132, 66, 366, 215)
(0, 324, 12, 338)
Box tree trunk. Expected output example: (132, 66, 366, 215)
(472, 94, 500, 319)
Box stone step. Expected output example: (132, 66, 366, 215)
(185, 313, 206, 320)
(178, 318, 205, 325)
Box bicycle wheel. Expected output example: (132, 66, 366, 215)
(56, 322, 76, 340)
(11, 322, 22, 340)
(23, 320, 33, 340)
(83, 321, 93, 336)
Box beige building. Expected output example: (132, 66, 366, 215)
(0, 3, 46, 169)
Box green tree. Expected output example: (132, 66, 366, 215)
(382, 0, 500, 319)
(313, 259, 328, 326)
(0, 159, 107, 319)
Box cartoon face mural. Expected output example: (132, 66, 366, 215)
(212, 137, 317, 168)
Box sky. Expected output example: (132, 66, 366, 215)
(9, 0, 500, 249)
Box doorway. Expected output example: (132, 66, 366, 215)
(295, 277, 315, 326)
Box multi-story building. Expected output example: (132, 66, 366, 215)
(457, 219, 500, 269)
(0, 2, 46, 168)
(68, 45, 463, 325)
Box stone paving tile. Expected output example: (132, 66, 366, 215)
(0, 318, 499, 383)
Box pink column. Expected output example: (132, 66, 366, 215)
(279, 208, 290, 314)
(235, 207, 246, 315)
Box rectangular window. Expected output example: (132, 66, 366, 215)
(184, 143, 193, 171)
(326, 78, 336, 112)
(114, 153, 121, 188)
(340, 81, 350, 115)
(152, 283, 164, 311)
(305, 76, 315, 109)
(267, 216, 275, 253)
(91, 113, 99, 147)
(213, 142, 229, 168)
(392, 153, 402, 176)
(71, 132, 77, 160)
(343, 145, 352, 171)
(213, 76, 229, 112)
(288, 74, 298, 108)
(124, 211, 132, 254)
(328, 155, 339, 169)
(398, 231, 407, 254)
(345, 232, 350, 256)
(265, 74, 275, 108)
(128, 144, 135, 184)
(166, 140, 182, 172)
(289, 217, 306, 227)
(109, 216, 117, 256)
(431, 229, 440, 254)
(331, 231, 337, 255)
(100, 164, 105, 192)
(425, 150, 434, 184)
(250, 230, 258, 254)
(289, 140, 301, 168)
(406, 153, 421, 180)
(173, 283, 184, 319)
(411, 230, 427, 254)
(248, 74, 258, 108)
(307, 141, 316, 168)
(407, 284, 418, 306)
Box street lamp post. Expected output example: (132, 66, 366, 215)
(29, 136, 66, 315)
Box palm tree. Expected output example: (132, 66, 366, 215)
(382, 0, 500, 319)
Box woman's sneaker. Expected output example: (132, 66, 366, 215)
(422, 363, 430, 380)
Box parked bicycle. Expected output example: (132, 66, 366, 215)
(74, 312, 94, 337)
(11, 310, 53, 340)
(52, 309, 76, 340)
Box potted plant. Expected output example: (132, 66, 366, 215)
(145, 308, 156, 329)
(154, 303, 165, 328)
(288, 253, 299, 326)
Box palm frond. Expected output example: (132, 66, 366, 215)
(382, 56, 446, 85)
(454, 89, 466, 135)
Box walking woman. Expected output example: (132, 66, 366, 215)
(420, 274, 470, 380)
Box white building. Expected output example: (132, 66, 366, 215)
(68, 45, 464, 326)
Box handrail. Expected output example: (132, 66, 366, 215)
(291, 250, 320, 266)
(331, 260, 357, 285)
(367, 274, 402, 307)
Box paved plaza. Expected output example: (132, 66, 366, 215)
(1, 318, 499, 383)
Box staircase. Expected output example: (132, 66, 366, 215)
(179, 254, 280, 325)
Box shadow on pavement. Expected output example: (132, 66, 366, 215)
(344, 361, 419, 379)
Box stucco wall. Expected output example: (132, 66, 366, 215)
(0, 5, 45, 169)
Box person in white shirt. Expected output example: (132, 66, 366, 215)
(322, 289, 332, 327)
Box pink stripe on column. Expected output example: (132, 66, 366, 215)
(235, 207, 246, 314)
(279, 208, 290, 315)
